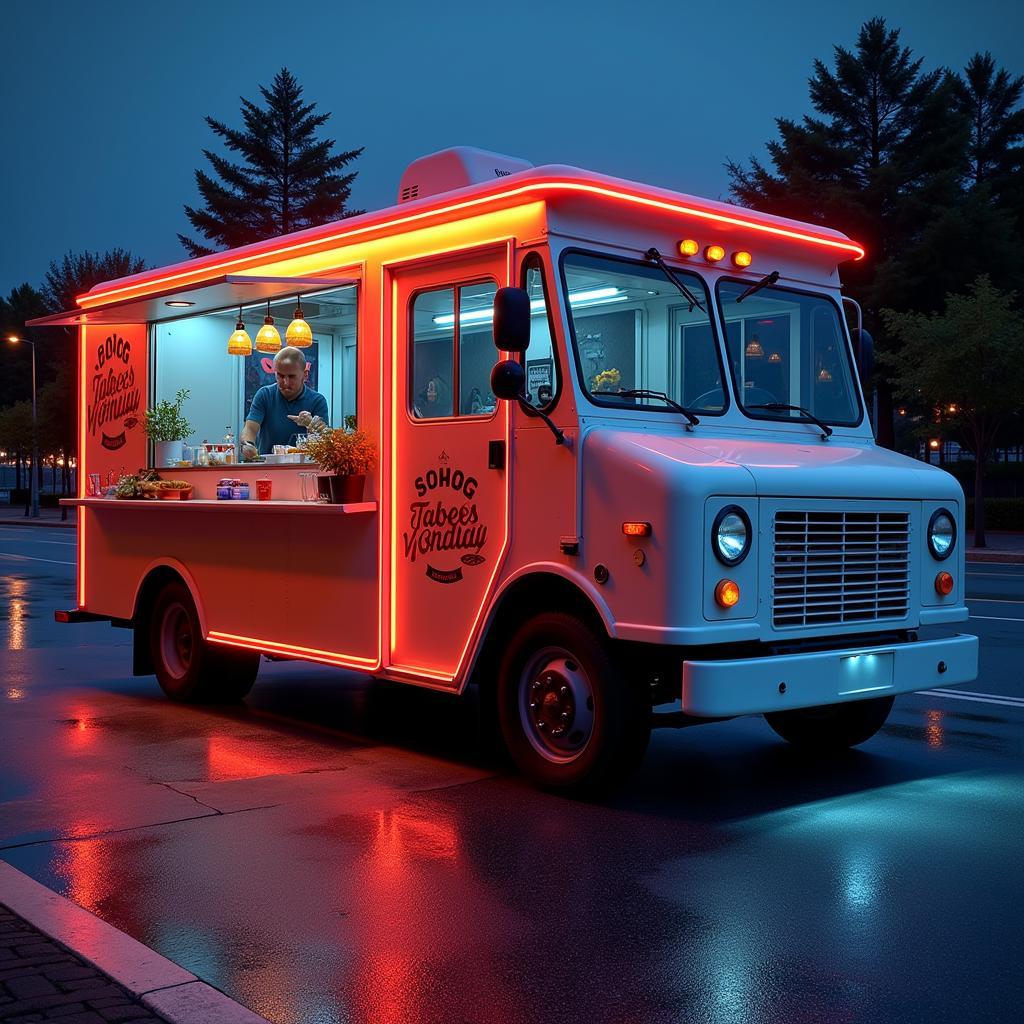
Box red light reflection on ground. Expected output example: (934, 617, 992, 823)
(925, 708, 945, 749)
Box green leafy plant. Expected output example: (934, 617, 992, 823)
(144, 389, 193, 442)
(303, 426, 376, 476)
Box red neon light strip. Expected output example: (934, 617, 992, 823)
(207, 630, 379, 670)
(77, 324, 87, 608)
(76, 179, 864, 309)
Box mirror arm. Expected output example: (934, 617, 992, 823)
(517, 396, 565, 445)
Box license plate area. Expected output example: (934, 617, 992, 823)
(838, 650, 895, 696)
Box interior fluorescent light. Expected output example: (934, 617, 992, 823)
(432, 287, 622, 326)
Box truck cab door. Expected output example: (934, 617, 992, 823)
(389, 247, 511, 684)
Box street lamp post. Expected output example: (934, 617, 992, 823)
(6, 335, 39, 518)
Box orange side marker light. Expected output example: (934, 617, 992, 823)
(935, 571, 954, 596)
(678, 239, 700, 257)
(715, 579, 740, 608)
(705, 244, 726, 263)
(622, 522, 652, 537)
(732, 250, 753, 267)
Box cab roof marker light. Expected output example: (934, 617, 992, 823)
(678, 238, 700, 257)
(732, 250, 753, 267)
(76, 179, 864, 309)
(705, 244, 726, 263)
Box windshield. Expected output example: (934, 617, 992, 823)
(716, 279, 861, 426)
(561, 251, 727, 414)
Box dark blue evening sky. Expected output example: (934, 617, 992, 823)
(1, 0, 1021, 300)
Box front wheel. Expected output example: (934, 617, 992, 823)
(497, 612, 650, 793)
(764, 695, 895, 751)
(148, 581, 259, 702)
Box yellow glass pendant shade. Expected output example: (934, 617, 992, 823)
(255, 301, 282, 352)
(286, 296, 312, 348)
(227, 309, 252, 355)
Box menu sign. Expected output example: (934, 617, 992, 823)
(83, 324, 147, 485)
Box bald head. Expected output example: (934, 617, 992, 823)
(274, 346, 307, 370)
(273, 346, 308, 400)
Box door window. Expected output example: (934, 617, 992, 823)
(411, 281, 497, 419)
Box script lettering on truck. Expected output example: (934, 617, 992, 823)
(88, 332, 142, 451)
(404, 452, 488, 583)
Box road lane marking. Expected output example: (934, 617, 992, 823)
(918, 689, 1024, 709)
(969, 614, 1024, 622)
(0, 537, 76, 546)
(966, 597, 1024, 604)
(928, 686, 1024, 702)
(0, 552, 74, 565)
(966, 572, 1024, 579)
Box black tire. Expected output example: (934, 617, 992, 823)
(764, 695, 895, 751)
(497, 612, 650, 793)
(148, 581, 259, 702)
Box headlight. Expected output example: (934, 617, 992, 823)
(928, 508, 956, 560)
(712, 506, 751, 566)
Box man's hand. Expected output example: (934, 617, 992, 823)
(241, 440, 260, 462)
(287, 410, 314, 428)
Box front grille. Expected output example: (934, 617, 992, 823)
(772, 510, 910, 628)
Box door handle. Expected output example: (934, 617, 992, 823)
(488, 440, 506, 470)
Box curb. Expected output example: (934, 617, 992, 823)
(966, 550, 1024, 564)
(0, 518, 76, 530)
(0, 861, 270, 1023)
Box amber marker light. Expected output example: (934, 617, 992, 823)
(715, 579, 740, 608)
(622, 521, 652, 537)
(705, 244, 726, 262)
(935, 571, 954, 596)
(678, 238, 700, 257)
(732, 250, 753, 267)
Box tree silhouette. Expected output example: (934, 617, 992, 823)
(180, 68, 363, 257)
(42, 249, 146, 313)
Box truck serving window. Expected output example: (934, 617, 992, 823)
(716, 279, 861, 427)
(560, 251, 726, 414)
(411, 281, 498, 419)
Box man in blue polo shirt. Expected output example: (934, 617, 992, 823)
(240, 347, 329, 458)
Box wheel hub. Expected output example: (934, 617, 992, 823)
(519, 648, 596, 763)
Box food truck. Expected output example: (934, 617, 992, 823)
(37, 146, 978, 791)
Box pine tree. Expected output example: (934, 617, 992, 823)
(951, 53, 1024, 193)
(180, 69, 363, 257)
(42, 249, 146, 312)
(726, 18, 969, 445)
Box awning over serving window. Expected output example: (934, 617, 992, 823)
(26, 274, 359, 327)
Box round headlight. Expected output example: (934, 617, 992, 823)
(713, 506, 751, 566)
(928, 508, 956, 560)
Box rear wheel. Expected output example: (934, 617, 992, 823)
(497, 612, 650, 793)
(148, 581, 259, 702)
(764, 695, 894, 751)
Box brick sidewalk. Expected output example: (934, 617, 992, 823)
(0, 905, 165, 1024)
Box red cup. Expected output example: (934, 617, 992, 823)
(256, 478, 273, 501)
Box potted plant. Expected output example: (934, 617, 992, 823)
(144, 389, 193, 467)
(303, 425, 376, 503)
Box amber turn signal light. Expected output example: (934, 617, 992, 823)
(935, 571, 954, 596)
(732, 250, 753, 267)
(678, 238, 700, 257)
(704, 244, 726, 262)
(622, 522, 652, 537)
(715, 579, 740, 608)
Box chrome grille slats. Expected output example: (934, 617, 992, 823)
(772, 510, 910, 628)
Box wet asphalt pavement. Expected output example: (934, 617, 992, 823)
(1, 523, 1022, 1024)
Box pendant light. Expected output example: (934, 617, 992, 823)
(227, 306, 252, 356)
(254, 299, 282, 352)
(285, 294, 313, 348)
(745, 334, 764, 359)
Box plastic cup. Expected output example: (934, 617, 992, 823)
(256, 478, 273, 501)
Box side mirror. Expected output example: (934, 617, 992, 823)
(852, 327, 874, 390)
(490, 359, 525, 401)
(493, 287, 531, 352)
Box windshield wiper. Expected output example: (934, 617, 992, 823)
(618, 389, 700, 429)
(643, 248, 706, 314)
(735, 270, 780, 303)
(748, 402, 833, 441)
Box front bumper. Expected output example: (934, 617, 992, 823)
(681, 633, 978, 717)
